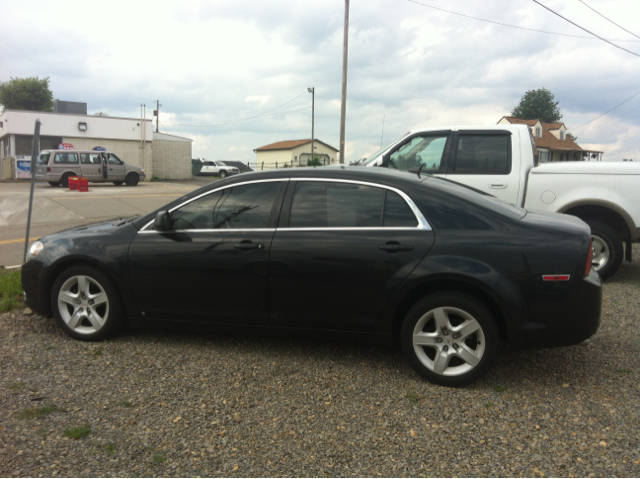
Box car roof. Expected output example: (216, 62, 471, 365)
(41, 149, 113, 153)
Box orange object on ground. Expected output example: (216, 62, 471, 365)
(68, 177, 79, 190)
(78, 177, 89, 192)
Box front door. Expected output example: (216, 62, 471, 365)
(128, 180, 286, 324)
(269, 180, 435, 331)
(106, 153, 126, 181)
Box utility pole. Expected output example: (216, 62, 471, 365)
(155, 100, 160, 133)
(308, 87, 315, 165)
(339, 0, 350, 164)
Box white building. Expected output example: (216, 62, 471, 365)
(0, 105, 192, 180)
(253, 139, 339, 168)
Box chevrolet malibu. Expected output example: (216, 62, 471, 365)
(21, 167, 601, 386)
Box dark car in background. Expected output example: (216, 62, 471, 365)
(21, 167, 601, 386)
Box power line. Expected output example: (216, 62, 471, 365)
(578, 0, 640, 40)
(403, 0, 640, 42)
(166, 106, 312, 130)
(532, 0, 640, 58)
(570, 90, 640, 131)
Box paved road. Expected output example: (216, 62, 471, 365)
(0, 177, 217, 268)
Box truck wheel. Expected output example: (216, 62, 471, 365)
(219, 170, 227, 179)
(112, 181, 124, 186)
(60, 174, 71, 188)
(401, 292, 499, 387)
(125, 173, 139, 186)
(586, 220, 623, 280)
(48, 181, 60, 187)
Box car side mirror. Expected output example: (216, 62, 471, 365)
(154, 210, 171, 231)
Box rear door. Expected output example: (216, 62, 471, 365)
(269, 179, 435, 331)
(444, 130, 521, 204)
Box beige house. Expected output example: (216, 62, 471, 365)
(498, 116, 603, 162)
(253, 139, 339, 168)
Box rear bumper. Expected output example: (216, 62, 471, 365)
(506, 269, 602, 350)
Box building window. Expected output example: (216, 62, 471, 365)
(539, 150, 549, 162)
(535, 127, 541, 137)
(560, 131, 565, 140)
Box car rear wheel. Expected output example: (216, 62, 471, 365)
(48, 181, 60, 187)
(401, 292, 499, 387)
(60, 174, 71, 188)
(586, 220, 623, 280)
(219, 170, 227, 179)
(51, 265, 125, 341)
(112, 181, 123, 186)
(125, 173, 139, 186)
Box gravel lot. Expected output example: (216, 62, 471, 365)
(1, 248, 640, 477)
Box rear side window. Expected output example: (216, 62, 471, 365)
(53, 153, 79, 164)
(37, 152, 50, 165)
(169, 182, 280, 230)
(80, 153, 102, 165)
(452, 134, 510, 174)
(288, 182, 419, 228)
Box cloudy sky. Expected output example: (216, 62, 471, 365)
(2, 0, 640, 162)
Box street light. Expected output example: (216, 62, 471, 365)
(308, 87, 314, 166)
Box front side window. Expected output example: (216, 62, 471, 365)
(388, 135, 448, 172)
(452, 134, 510, 174)
(289, 182, 418, 228)
(53, 153, 79, 164)
(169, 182, 280, 230)
(108, 154, 124, 165)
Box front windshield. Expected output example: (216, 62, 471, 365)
(218, 161, 228, 166)
(360, 136, 407, 166)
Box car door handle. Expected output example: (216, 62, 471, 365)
(489, 182, 507, 189)
(234, 241, 264, 251)
(378, 242, 414, 252)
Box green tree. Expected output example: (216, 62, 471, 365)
(511, 88, 562, 123)
(0, 77, 54, 112)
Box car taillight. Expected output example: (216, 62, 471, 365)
(584, 238, 593, 276)
(47, 167, 51, 172)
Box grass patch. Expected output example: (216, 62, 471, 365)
(44, 344, 55, 350)
(92, 347, 103, 357)
(119, 400, 134, 408)
(64, 425, 91, 440)
(105, 443, 117, 455)
(407, 389, 424, 404)
(616, 369, 632, 374)
(10, 381, 26, 390)
(484, 403, 495, 409)
(37, 428, 47, 439)
(494, 386, 507, 393)
(0, 269, 24, 313)
(149, 176, 162, 182)
(17, 404, 65, 419)
(152, 452, 166, 465)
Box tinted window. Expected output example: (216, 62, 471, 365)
(107, 154, 123, 165)
(384, 191, 418, 227)
(53, 153, 79, 164)
(452, 134, 510, 174)
(170, 182, 280, 230)
(80, 153, 101, 165)
(289, 182, 384, 228)
(388, 135, 448, 172)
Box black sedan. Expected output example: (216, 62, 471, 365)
(22, 167, 601, 386)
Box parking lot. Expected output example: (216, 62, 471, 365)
(0, 175, 639, 476)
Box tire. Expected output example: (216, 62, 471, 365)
(112, 181, 124, 186)
(586, 220, 623, 280)
(48, 181, 60, 187)
(51, 265, 125, 341)
(219, 170, 227, 179)
(60, 174, 71, 188)
(401, 292, 499, 387)
(125, 173, 139, 186)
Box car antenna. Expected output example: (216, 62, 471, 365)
(416, 163, 425, 179)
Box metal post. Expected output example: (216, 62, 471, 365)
(339, 0, 350, 164)
(24, 120, 41, 263)
(156, 100, 160, 133)
(261, 162, 264, 171)
(308, 87, 315, 165)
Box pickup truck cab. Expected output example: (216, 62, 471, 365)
(198, 160, 240, 179)
(364, 124, 640, 279)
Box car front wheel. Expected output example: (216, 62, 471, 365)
(51, 265, 125, 341)
(125, 173, 139, 186)
(219, 170, 227, 179)
(401, 292, 499, 387)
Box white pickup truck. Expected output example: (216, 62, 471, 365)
(363, 124, 640, 279)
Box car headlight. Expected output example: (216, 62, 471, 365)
(26, 241, 44, 262)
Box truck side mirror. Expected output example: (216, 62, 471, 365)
(154, 210, 171, 231)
